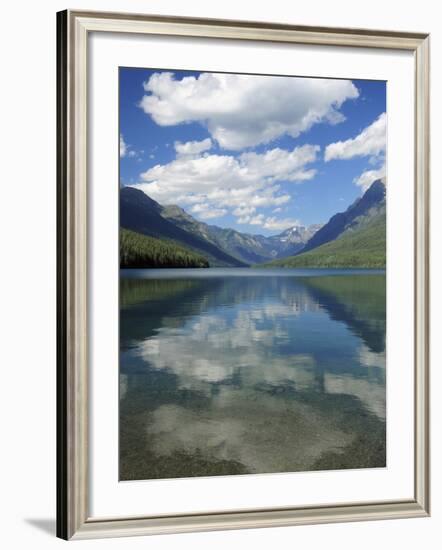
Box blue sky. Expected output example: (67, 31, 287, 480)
(120, 67, 386, 235)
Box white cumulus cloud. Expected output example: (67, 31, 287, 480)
(139, 72, 359, 150)
(174, 138, 212, 156)
(324, 112, 387, 192)
(131, 144, 319, 226)
(237, 214, 299, 231)
(240, 145, 319, 182)
(249, 214, 265, 226)
(324, 112, 386, 162)
(233, 206, 256, 217)
(119, 134, 127, 157)
(190, 203, 227, 220)
(120, 134, 143, 159)
(263, 217, 301, 231)
(353, 165, 386, 191)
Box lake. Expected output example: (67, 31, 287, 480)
(120, 268, 386, 481)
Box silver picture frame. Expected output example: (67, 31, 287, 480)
(57, 9, 430, 540)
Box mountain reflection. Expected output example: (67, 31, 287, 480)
(120, 269, 386, 481)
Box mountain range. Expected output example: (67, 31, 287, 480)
(120, 187, 245, 267)
(266, 179, 386, 268)
(120, 179, 386, 268)
(120, 186, 320, 266)
(299, 179, 386, 254)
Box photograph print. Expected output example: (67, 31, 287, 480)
(119, 67, 386, 482)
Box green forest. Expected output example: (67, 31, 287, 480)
(264, 215, 386, 269)
(120, 228, 209, 268)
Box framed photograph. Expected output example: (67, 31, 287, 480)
(57, 9, 430, 540)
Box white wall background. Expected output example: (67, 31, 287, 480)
(0, 1, 439, 548)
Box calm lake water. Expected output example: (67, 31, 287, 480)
(120, 268, 386, 481)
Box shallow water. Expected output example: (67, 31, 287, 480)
(120, 268, 386, 481)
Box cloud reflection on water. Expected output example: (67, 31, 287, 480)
(120, 272, 386, 479)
